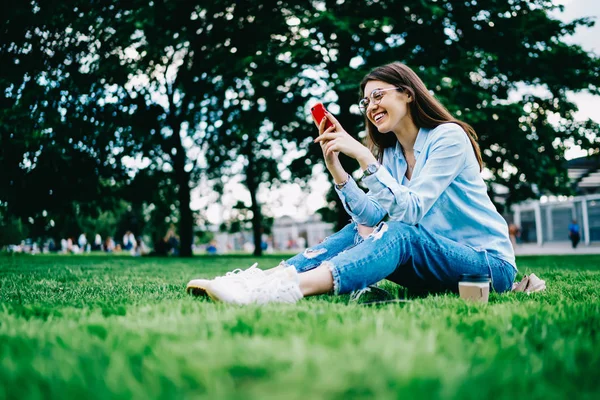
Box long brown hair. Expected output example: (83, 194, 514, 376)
(360, 62, 483, 171)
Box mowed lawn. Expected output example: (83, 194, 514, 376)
(1, 253, 599, 400)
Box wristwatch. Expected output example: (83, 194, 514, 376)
(362, 162, 381, 178)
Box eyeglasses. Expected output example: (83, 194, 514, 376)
(358, 87, 402, 113)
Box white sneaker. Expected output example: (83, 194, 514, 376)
(186, 263, 265, 297)
(206, 267, 303, 305)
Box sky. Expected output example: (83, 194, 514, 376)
(553, 0, 600, 137)
(197, 0, 600, 226)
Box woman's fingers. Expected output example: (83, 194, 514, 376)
(314, 130, 339, 144)
(318, 116, 330, 134)
(324, 111, 340, 128)
(323, 125, 336, 135)
(313, 126, 339, 143)
(318, 117, 325, 133)
(325, 140, 339, 156)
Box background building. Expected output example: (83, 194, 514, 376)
(507, 155, 600, 246)
(272, 214, 334, 251)
(511, 194, 600, 245)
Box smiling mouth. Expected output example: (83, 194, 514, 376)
(373, 112, 387, 124)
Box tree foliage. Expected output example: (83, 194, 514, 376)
(2, 0, 599, 250)
(286, 0, 600, 221)
(0, 1, 132, 240)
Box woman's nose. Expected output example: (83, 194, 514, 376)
(366, 102, 379, 115)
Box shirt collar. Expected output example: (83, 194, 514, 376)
(413, 127, 428, 155)
(393, 127, 428, 160)
(394, 141, 405, 163)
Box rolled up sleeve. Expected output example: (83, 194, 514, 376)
(334, 176, 387, 227)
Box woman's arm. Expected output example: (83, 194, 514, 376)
(314, 112, 388, 227)
(334, 176, 388, 227)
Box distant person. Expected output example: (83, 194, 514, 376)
(93, 234, 102, 251)
(47, 238, 58, 252)
(152, 226, 179, 256)
(286, 237, 297, 250)
(134, 236, 150, 256)
(568, 219, 580, 249)
(78, 233, 87, 251)
(60, 238, 68, 254)
(165, 225, 180, 255)
(206, 240, 218, 255)
(67, 237, 76, 253)
(187, 62, 516, 304)
(122, 231, 136, 251)
(104, 237, 116, 253)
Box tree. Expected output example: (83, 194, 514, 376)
(4, 0, 598, 252)
(2, 0, 313, 256)
(0, 1, 134, 242)
(197, 0, 318, 256)
(285, 0, 600, 226)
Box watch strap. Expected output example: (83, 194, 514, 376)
(363, 162, 381, 177)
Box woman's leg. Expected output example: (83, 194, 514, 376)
(198, 222, 371, 303)
(382, 223, 516, 294)
(298, 266, 334, 296)
(187, 222, 373, 297)
(297, 221, 516, 297)
(278, 222, 372, 274)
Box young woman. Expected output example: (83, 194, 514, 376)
(187, 62, 517, 305)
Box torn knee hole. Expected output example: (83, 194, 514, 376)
(303, 248, 327, 259)
(368, 222, 388, 241)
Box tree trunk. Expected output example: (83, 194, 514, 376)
(245, 149, 263, 256)
(171, 127, 194, 257)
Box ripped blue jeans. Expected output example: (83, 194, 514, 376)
(285, 221, 516, 295)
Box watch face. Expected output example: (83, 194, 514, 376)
(365, 163, 379, 175)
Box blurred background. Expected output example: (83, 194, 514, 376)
(1, 0, 599, 257)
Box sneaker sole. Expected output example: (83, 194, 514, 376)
(203, 287, 228, 303)
(186, 281, 211, 297)
(186, 286, 209, 297)
(187, 281, 243, 303)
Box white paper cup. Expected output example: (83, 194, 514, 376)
(458, 274, 491, 303)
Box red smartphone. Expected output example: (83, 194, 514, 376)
(310, 102, 334, 130)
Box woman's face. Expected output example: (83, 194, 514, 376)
(363, 80, 412, 133)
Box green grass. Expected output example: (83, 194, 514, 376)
(1, 253, 599, 400)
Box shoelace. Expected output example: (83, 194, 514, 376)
(216, 263, 260, 281)
(349, 285, 395, 303)
(349, 287, 371, 302)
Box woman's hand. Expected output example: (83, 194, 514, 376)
(314, 112, 372, 164)
(313, 113, 341, 169)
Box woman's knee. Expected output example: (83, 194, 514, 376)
(298, 222, 357, 260)
(364, 221, 415, 243)
(356, 224, 375, 239)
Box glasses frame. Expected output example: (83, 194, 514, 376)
(358, 87, 403, 113)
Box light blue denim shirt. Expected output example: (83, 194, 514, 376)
(335, 123, 516, 267)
